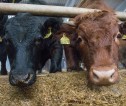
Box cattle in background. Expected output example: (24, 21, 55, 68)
(57, 0, 119, 85)
(4, 13, 63, 86)
(0, 15, 8, 75)
(0, 0, 11, 75)
(55, 24, 82, 71)
(37, 18, 63, 73)
(118, 21, 126, 68)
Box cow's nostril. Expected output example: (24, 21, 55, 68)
(110, 72, 115, 78)
(93, 72, 99, 80)
(24, 74, 30, 81)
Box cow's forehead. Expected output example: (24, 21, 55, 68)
(78, 19, 117, 37)
(6, 18, 41, 40)
(76, 11, 118, 35)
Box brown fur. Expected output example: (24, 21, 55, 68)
(74, 10, 119, 68)
(73, 0, 119, 85)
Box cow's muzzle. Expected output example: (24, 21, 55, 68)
(9, 71, 36, 87)
(89, 65, 119, 86)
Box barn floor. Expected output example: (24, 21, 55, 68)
(0, 70, 126, 106)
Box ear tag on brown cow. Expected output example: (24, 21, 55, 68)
(60, 33, 70, 44)
(122, 35, 126, 40)
(44, 27, 52, 39)
(0, 36, 2, 42)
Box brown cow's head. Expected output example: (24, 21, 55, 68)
(74, 11, 119, 85)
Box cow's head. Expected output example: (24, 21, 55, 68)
(71, 11, 119, 85)
(4, 13, 43, 86)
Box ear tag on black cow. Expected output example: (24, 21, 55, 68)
(0, 36, 2, 42)
(122, 34, 126, 40)
(60, 33, 70, 44)
(44, 27, 52, 39)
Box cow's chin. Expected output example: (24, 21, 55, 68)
(9, 71, 36, 87)
(88, 66, 119, 86)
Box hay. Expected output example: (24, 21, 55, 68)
(0, 70, 126, 106)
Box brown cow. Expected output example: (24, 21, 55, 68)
(55, 24, 82, 71)
(74, 1, 119, 85)
(74, 11, 119, 85)
(56, 0, 119, 85)
(118, 21, 126, 68)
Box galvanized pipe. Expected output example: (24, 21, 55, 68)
(0, 3, 126, 20)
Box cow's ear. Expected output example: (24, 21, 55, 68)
(77, 37, 82, 44)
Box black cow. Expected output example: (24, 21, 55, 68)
(4, 13, 63, 86)
(0, 15, 8, 75)
(39, 18, 63, 73)
(0, 0, 10, 75)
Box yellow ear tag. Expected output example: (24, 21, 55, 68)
(60, 33, 70, 44)
(122, 34, 126, 40)
(0, 37, 2, 42)
(44, 27, 52, 39)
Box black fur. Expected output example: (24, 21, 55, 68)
(0, 0, 9, 75)
(5, 13, 63, 86)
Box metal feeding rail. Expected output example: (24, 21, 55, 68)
(0, 3, 125, 20)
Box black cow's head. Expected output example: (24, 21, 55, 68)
(4, 13, 43, 86)
(41, 18, 63, 36)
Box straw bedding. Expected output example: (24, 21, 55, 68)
(0, 70, 126, 106)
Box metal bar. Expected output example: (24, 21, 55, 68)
(63, 0, 76, 22)
(0, 3, 125, 20)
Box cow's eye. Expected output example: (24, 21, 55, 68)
(77, 36, 85, 44)
(77, 37, 82, 43)
(113, 32, 120, 38)
(35, 38, 42, 46)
